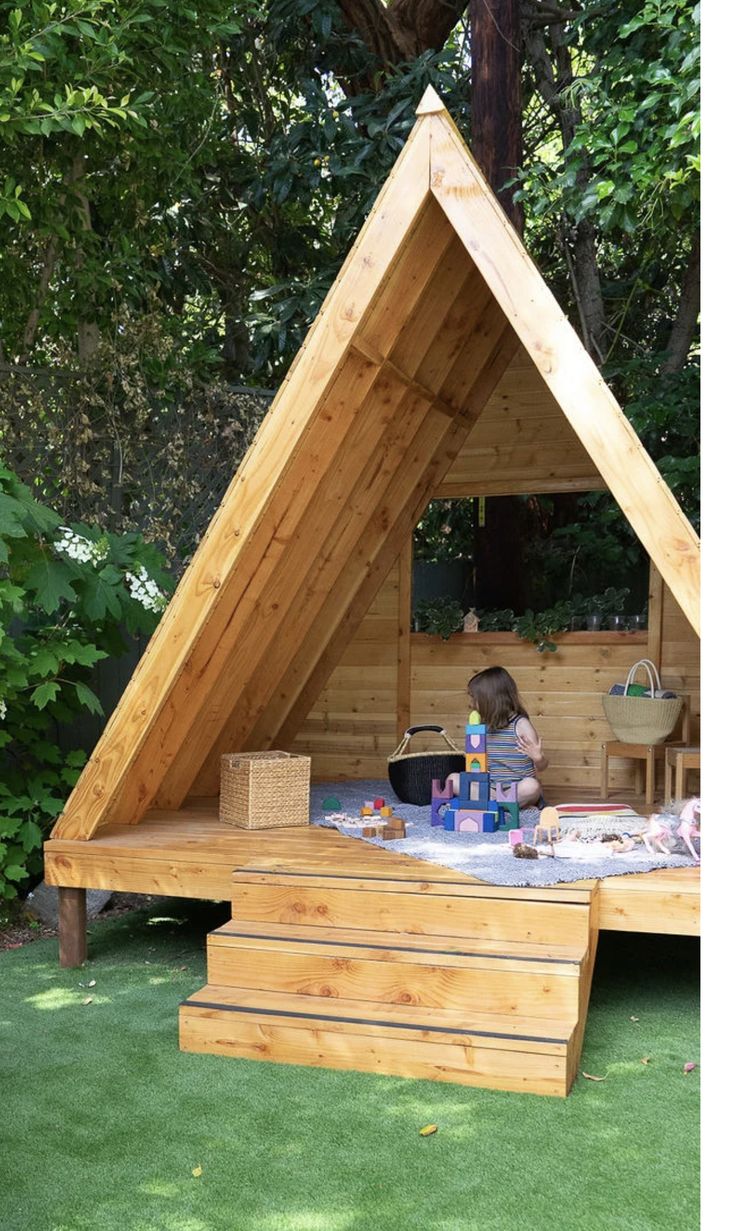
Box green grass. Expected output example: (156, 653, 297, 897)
(0, 902, 699, 1231)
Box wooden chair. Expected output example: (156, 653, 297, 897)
(664, 746, 700, 803)
(600, 697, 690, 807)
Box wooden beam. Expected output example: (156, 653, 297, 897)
(428, 112, 700, 636)
(396, 537, 413, 741)
(647, 561, 665, 673)
(349, 336, 458, 418)
(58, 887, 87, 967)
(51, 118, 435, 841)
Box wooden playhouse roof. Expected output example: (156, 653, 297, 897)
(53, 87, 700, 841)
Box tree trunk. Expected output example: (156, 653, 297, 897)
(470, 0, 523, 232)
(662, 235, 700, 374)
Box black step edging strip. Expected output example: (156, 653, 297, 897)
(181, 997, 568, 1046)
(213, 928, 581, 965)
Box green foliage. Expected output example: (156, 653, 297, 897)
(0, 461, 171, 899)
(413, 596, 464, 640)
(413, 499, 474, 563)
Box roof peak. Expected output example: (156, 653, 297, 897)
(416, 85, 446, 116)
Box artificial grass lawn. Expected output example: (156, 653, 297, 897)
(1, 901, 699, 1231)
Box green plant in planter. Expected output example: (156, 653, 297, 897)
(514, 601, 573, 653)
(414, 596, 464, 640)
(477, 608, 515, 632)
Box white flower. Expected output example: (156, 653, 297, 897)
(53, 528, 108, 565)
(125, 566, 166, 613)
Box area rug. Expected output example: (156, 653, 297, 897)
(310, 781, 699, 888)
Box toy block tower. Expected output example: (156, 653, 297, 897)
(439, 710, 499, 833)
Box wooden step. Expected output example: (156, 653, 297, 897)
(230, 868, 593, 947)
(207, 919, 585, 1019)
(179, 984, 575, 1097)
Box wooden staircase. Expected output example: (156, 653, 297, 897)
(180, 867, 599, 1097)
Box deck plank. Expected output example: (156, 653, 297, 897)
(44, 805, 699, 936)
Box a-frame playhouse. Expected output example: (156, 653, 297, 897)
(45, 90, 700, 1096)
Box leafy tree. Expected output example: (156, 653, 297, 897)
(0, 462, 171, 899)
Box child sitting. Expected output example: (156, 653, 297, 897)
(449, 666, 547, 807)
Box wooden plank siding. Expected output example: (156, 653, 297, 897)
(293, 563, 700, 794)
(436, 347, 605, 498)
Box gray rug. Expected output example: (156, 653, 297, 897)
(311, 781, 699, 888)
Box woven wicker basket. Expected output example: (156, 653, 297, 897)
(219, 751, 311, 829)
(602, 659, 682, 745)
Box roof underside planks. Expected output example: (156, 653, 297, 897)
(52, 87, 700, 842)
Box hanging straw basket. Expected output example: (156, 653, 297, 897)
(602, 659, 682, 745)
(220, 751, 311, 829)
(388, 725, 465, 805)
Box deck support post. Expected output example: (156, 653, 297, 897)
(58, 887, 87, 967)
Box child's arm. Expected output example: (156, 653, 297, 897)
(516, 717, 548, 773)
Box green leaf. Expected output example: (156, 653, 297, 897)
(3, 864, 27, 883)
(25, 559, 77, 613)
(75, 682, 103, 715)
(30, 681, 61, 710)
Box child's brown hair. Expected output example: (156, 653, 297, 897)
(468, 666, 528, 731)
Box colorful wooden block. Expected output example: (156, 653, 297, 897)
(383, 821, 406, 840)
(508, 829, 524, 846)
(468, 710, 482, 725)
(465, 723, 486, 736)
(380, 805, 393, 817)
(465, 753, 488, 774)
(373, 797, 385, 810)
(322, 795, 342, 811)
(362, 826, 378, 837)
(431, 777, 453, 827)
(465, 731, 487, 754)
(496, 801, 520, 829)
(360, 806, 373, 816)
(458, 772, 491, 806)
(444, 804, 499, 833)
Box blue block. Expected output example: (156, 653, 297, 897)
(458, 771, 491, 806)
(465, 732, 487, 755)
(465, 723, 486, 735)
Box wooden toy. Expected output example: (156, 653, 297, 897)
(373, 797, 385, 810)
(360, 806, 373, 816)
(463, 609, 479, 633)
(533, 806, 561, 852)
(494, 782, 520, 828)
(322, 795, 342, 811)
(465, 730, 487, 754)
(364, 800, 375, 809)
(430, 776, 453, 826)
(458, 771, 491, 806)
(383, 821, 406, 840)
(444, 806, 499, 833)
(465, 753, 489, 773)
(677, 797, 700, 862)
(362, 826, 378, 837)
(508, 829, 524, 846)
(468, 710, 482, 725)
(380, 805, 393, 817)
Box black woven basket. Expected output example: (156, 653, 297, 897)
(387, 726, 465, 805)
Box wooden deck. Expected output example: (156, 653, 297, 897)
(44, 803, 698, 1096)
(44, 802, 700, 937)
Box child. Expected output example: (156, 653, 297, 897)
(454, 666, 547, 807)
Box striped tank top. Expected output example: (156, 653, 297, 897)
(486, 715, 536, 785)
